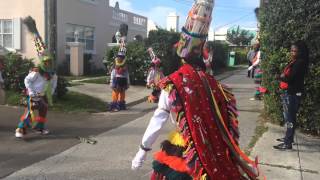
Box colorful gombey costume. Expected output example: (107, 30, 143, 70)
(146, 47, 164, 103)
(132, 0, 264, 179)
(109, 42, 130, 112)
(202, 42, 214, 76)
(15, 16, 57, 138)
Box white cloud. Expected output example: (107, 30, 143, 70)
(109, 0, 134, 11)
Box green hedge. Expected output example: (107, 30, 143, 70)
(2, 52, 34, 92)
(105, 41, 149, 85)
(207, 41, 229, 70)
(259, 0, 320, 134)
(235, 48, 248, 65)
(145, 29, 180, 75)
(105, 29, 180, 84)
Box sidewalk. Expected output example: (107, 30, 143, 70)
(66, 69, 240, 108)
(251, 123, 320, 180)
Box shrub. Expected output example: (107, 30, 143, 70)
(125, 41, 150, 84)
(259, 0, 320, 134)
(105, 41, 149, 85)
(56, 76, 70, 98)
(145, 29, 180, 75)
(235, 48, 248, 65)
(2, 52, 34, 92)
(105, 29, 180, 84)
(207, 41, 229, 70)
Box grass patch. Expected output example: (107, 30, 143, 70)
(5, 90, 106, 113)
(5, 90, 21, 106)
(80, 76, 109, 84)
(51, 92, 106, 113)
(68, 82, 84, 87)
(63, 75, 95, 81)
(244, 111, 269, 155)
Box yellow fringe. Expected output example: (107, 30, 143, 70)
(218, 83, 230, 102)
(29, 97, 36, 123)
(168, 131, 186, 147)
(164, 83, 174, 93)
(115, 58, 126, 66)
(201, 173, 207, 180)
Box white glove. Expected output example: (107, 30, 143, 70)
(248, 66, 253, 71)
(29, 90, 37, 97)
(131, 148, 147, 170)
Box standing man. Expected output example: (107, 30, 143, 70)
(248, 43, 262, 100)
(247, 43, 260, 78)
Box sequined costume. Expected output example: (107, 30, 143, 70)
(109, 42, 130, 112)
(146, 48, 164, 103)
(15, 16, 57, 138)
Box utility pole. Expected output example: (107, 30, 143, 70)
(45, 0, 57, 69)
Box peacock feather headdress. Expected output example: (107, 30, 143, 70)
(23, 16, 53, 73)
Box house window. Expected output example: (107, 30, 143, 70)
(112, 10, 128, 22)
(133, 16, 146, 26)
(79, 0, 98, 5)
(0, 20, 13, 48)
(66, 24, 95, 52)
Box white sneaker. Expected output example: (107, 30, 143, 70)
(34, 129, 50, 135)
(15, 131, 24, 138)
(41, 129, 50, 135)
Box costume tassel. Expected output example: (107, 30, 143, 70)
(168, 131, 186, 147)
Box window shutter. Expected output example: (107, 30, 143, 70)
(13, 18, 21, 50)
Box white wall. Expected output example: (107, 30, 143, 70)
(57, 0, 147, 71)
(0, 0, 45, 63)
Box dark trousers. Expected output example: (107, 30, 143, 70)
(281, 92, 301, 145)
(247, 61, 255, 78)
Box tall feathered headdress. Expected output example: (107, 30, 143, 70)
(176, 0, 214, 59)
(23, 16, 47, 57)
(23, 16, 53, 72)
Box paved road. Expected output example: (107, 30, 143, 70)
(0, 103, 157, 178)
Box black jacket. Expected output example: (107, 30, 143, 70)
(281, 58, 308, 95)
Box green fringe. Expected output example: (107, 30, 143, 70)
(152, 161, 192, 180)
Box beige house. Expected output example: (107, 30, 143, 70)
(0, 0, 147, 74)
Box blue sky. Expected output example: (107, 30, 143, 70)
(109, 0, 259, 31)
